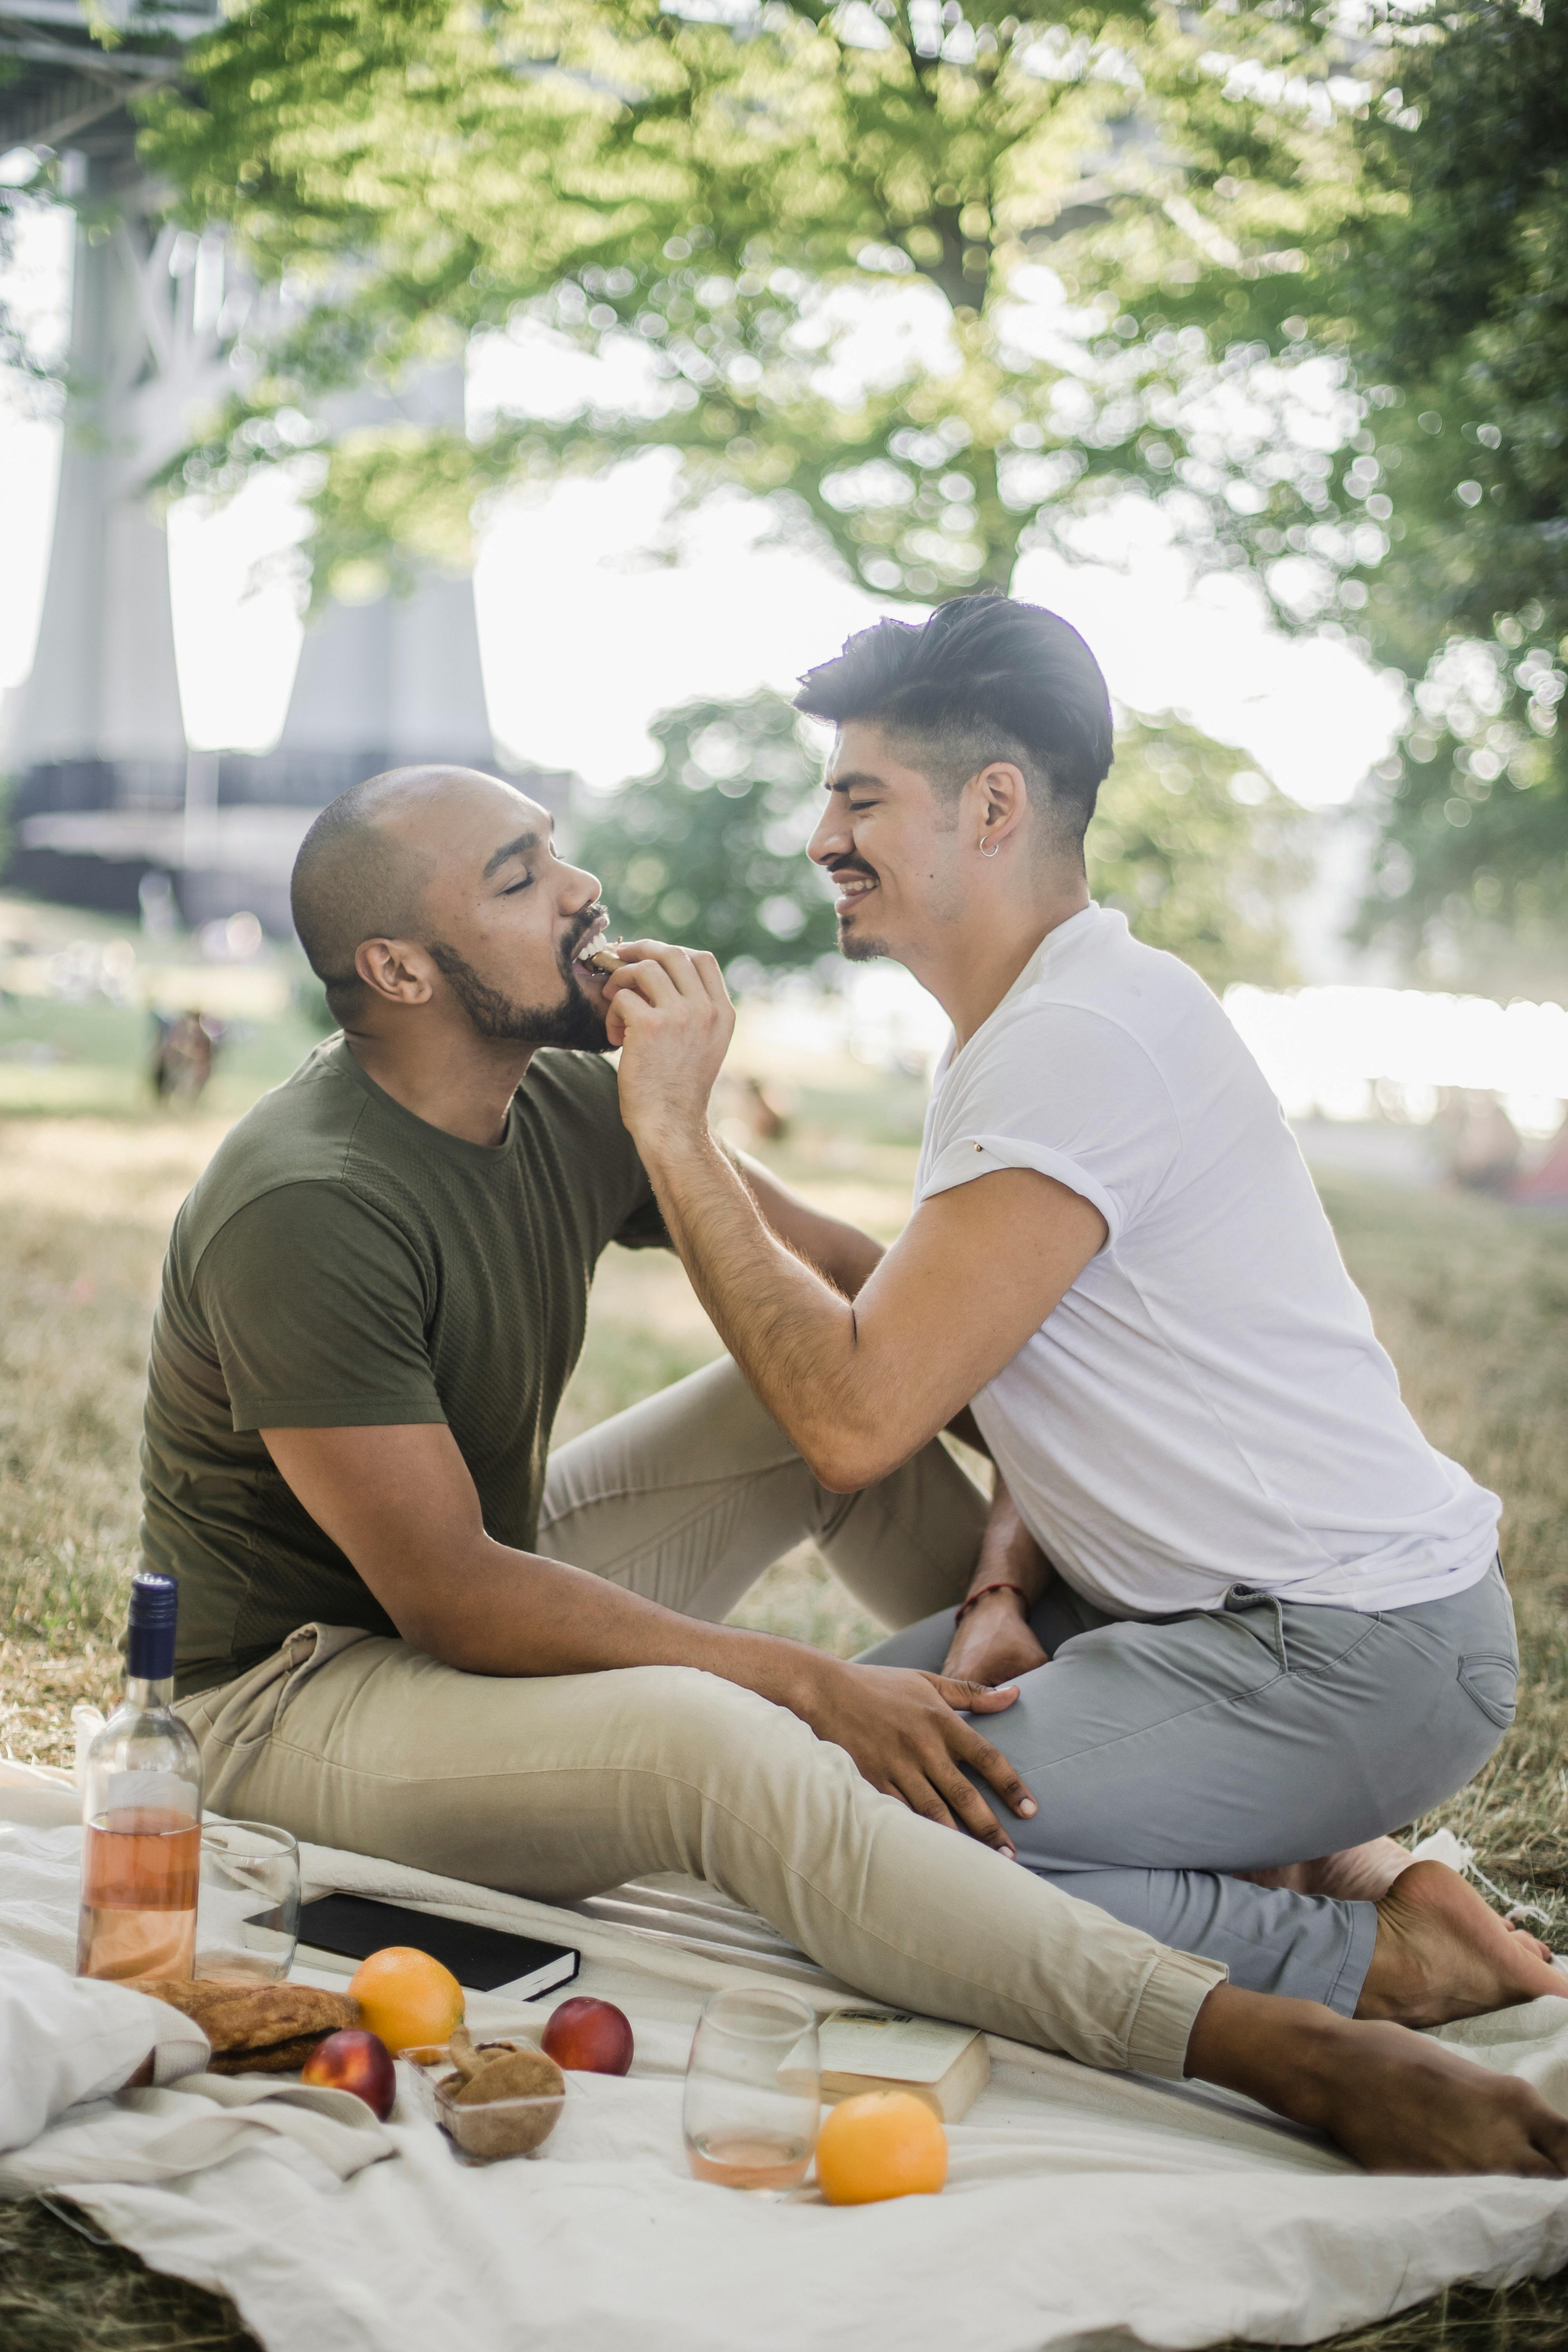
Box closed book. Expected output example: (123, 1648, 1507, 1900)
(296, 1893, 579, 2001)
(788, 2007, 991, 2123)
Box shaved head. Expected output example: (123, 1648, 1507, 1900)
(290, 764, 610, 1054)
(291, 765, 494, 1022)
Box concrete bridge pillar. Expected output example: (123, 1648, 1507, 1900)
(2, 31, 497, 932)
(5, 168, 194, 793)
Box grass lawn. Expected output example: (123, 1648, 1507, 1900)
(1, 1055, 1566, 2348)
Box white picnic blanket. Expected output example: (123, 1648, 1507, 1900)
(4, 1771, 1568, 2352)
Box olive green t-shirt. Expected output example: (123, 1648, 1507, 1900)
(141, 1038, 669, 1698)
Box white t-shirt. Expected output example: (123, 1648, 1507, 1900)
(918, 904, 1499, 1617)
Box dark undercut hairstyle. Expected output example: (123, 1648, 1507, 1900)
(290, 768, 436, 1023)
(793, 594, 1114, 860)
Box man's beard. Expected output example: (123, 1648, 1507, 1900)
(837, 919, 887, 964)
(429, 937, 610, 1051)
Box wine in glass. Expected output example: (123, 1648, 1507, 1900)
(683, 1986, 820, 2190)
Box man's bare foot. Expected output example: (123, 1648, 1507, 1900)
(1238, 1845, 1557, 1959)
(1238, 1837, 1415, 1902)
(1357, 1860, 1566, 2027)
(1187, 1984, 1568, 2176)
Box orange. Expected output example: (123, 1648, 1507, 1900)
(814, 2091, 948, 2206)
(348, 1945, 465, 2054)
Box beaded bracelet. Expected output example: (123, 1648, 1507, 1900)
(953, 1580, 1032, 1626)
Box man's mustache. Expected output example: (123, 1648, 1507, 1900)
(825, 859, 878, 886)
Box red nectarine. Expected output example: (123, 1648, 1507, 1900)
(300, 2028, 397, 2119)
(541, 1995, 634, 2076)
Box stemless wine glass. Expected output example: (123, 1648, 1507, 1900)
(683, 1986, 820, 2190)
(195, 1820, 301, 1983)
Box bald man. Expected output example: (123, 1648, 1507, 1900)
(142, 765, 1568, 2176)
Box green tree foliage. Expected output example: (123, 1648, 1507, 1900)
(138, 0, 1363, 607)
(121, 0, 1568, 991)
(1331, 1, 1568, 984)
(127, 0, 1352, 1005)
(1049, 0, 1568, 988)
(1088, 715, 1307, 990)
(572, 691, 1306, 989)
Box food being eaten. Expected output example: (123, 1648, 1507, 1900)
(574, 929, 624, 976)
(301, 2027, 397, 2119)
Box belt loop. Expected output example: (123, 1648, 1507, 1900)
(1222, 1583, 1290, 1674)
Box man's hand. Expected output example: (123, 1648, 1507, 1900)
(788, 1656, 1037, 1854)
(602, 940, 735, 1151)
(940, 1475, 1052, 1684)
(942, 1588, 1049, 1687)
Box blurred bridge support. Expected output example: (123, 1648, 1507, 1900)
(1, 2, 496, 936)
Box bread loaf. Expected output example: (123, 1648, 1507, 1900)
(139, 1978, 360, 2071)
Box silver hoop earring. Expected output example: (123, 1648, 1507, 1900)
(979, 837, 1000, 858)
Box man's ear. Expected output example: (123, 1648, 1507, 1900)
(355, 938, 437, 1007)
(971, 760, 1029, 853)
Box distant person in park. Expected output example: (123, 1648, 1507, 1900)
(142, 744, 1565, 2179)
(151, 1007, 217, 1106)
(1436, 1089, 1523, 1194)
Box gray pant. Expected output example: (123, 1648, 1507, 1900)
(862, 1563, 1519, 2014)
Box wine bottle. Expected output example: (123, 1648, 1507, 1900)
(77, 1572, 203, 1984)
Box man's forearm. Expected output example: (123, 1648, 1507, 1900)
(403, 1525, 824, 1708)
(940, 1475, 1053, 1682)
(641, 1127, 873, 1485)
(679, 1132, 985, 1475)
(968, 1477, 1051, 1608)
(728, 1145, 884, 1299)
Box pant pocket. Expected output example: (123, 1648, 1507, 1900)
(1457, 1652, 1519, 1730)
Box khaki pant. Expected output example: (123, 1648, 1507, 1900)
(179, 1359, 1223, 2078)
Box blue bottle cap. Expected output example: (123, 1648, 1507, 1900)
(126, 1572, 178, 1682)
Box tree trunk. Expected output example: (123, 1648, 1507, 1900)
(969, 442, 1021, 594)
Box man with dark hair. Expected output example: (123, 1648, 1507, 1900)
(145, 749, 1568, 2178)
(600, 593, 1563, 2039)
(791, 594, 1114, 856)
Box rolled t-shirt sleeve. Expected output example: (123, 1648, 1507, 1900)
(195, 1184, 445, 1432)
(920, 1005, 1181, 1246)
